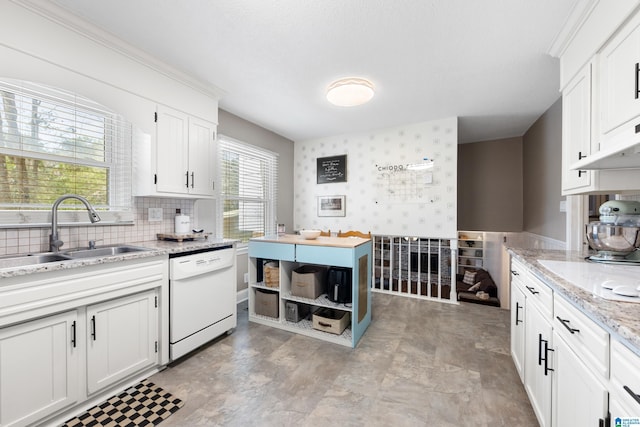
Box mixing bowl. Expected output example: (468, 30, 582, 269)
(585, 222, 640, 258)
(300, 229, 321, 240)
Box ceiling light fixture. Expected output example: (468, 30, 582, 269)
(326, 77, 375, 107)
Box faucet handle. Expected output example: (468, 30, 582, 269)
(88, 239, 103, 249)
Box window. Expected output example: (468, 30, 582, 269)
(0, 79, 132, 225)
(218, 135, 278, 243)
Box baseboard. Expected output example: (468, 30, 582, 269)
(237, 288, 248, 303)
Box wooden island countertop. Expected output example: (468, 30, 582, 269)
(250, 234, 370, 249)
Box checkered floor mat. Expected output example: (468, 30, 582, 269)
(62, 380, 183, 427)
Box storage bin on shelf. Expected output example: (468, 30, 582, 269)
(312, 308, 350, 335)
(263, 261, 279, 288)
(291, 265, 326, 299)
(255, 288, 279, 318)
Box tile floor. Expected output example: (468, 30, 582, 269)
(151, 293, 537, 426)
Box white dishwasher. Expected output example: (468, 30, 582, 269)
(169, 245, 236, 361)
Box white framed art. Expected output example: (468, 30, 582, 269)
(318, 195, 346, 217)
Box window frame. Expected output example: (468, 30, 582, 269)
(0, 79, 133, 227)
(217, 134, 278, 245)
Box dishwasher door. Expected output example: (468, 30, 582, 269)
(169, 246, 236, 360)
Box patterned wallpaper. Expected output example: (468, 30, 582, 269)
(294, 117, 458, 238)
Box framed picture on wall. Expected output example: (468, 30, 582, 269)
(318, 195, 346, 217)
(317, 155, 347, 184)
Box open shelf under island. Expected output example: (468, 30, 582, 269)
(247, 234, 372, 348)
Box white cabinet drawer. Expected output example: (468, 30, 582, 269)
(510, 258, 528, 281)
(611, 339, 640, 415)
(523, 274, 553, 319)
(553, 295, 609, 379)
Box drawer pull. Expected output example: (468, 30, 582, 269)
(556, 316, 580, 334)
(511, 270, 519, 276)
(525, 286, 539, 295)
(624, 385, 640, 406)
(515, 302, 523, 325)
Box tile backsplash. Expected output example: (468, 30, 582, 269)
(0, 197, 197, 256)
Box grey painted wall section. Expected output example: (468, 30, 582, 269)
(457, 137, 523, 231)
(218, 109, 295, 232)
(522, 97, 565, 241)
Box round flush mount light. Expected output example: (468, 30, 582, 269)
(326, 77, 375, 107)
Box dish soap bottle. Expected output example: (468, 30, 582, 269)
(175, 209, 190, 234)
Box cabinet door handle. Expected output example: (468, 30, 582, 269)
(578, 151, 586, 160)
(624, 385, 640, 406)
(543, 340, 554, 376)
(525, 286, 539, 295)
(91, 315, 96, 340)
(515, 302, 522, 325)
(578, 170, 586, 177)
(635, 62, 640, 99)
(556, 316, 580, 334)
(538, 333, 543, 366)
(71, 320, 76, 348)
(191, 172, 195, 188)
(511, 270, 519, 276)
(185, 171, 189, 188)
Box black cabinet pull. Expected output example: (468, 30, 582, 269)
(578, 151, 586, 160)
(578, 170, 586, 178)
(515, 302, 522, 325)
(526, 286, 539, 295)
(91, 315, 96, 340)
(538, 333, 543, 366)
(624, 385, 640, 406)
(191, 172, 194, 188)
(511, 270, 519, 276)
(543, 340, 554, 376)
(635, 62, 640, 99)
(71, 320, 76, 348)
(185, 171, 189, 188)
(556, 316, 580, 334)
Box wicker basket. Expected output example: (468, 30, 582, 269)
(263, 261, 280, 288)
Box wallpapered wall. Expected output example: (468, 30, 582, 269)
(294, 117, 458, 239)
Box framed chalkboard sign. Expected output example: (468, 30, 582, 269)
(317, 155, 347, 184)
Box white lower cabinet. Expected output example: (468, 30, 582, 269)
(510, 276, 526, 383)
(0, 311, 79, 427)
(524, 301, 553, 427)
(610, 339, 640, 420)
(552, 330, 609, 427)
(87, 290, 158, 395)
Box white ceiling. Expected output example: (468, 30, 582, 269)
(51, 0, 578, 143)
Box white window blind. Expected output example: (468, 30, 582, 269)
(0, 79, 132, 225)
(218, 135, 278, 243)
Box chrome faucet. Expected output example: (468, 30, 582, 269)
(49, 194, 101, 252)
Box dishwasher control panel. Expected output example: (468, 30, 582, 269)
(170, 247, 235, 280)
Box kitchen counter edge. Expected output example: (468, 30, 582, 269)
(508, 247, 640, 356)
(0, 238, 239, 279)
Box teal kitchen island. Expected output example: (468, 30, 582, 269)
(248, 234, 372, 347)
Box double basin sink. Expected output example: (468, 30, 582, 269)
(0, 245, 151, 269)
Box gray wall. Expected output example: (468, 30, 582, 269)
(457, 137, 523, 231)
(522, 98, 565, 241)
(218, 109, 295, 232)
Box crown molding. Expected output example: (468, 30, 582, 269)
(10, 0, 225, 101)
(548, 0, 598, 58)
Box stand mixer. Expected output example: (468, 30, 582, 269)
(586, 200, 640, 263)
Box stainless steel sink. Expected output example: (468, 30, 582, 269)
(0, 253, 72, 269)
(62, 245, 151, 259)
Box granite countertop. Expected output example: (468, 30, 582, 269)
(0, 237, 238, 279)
(508, 247, 640, 354)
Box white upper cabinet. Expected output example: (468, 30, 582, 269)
(135, 104, 217, 198)
(562, 61, 593, 194)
